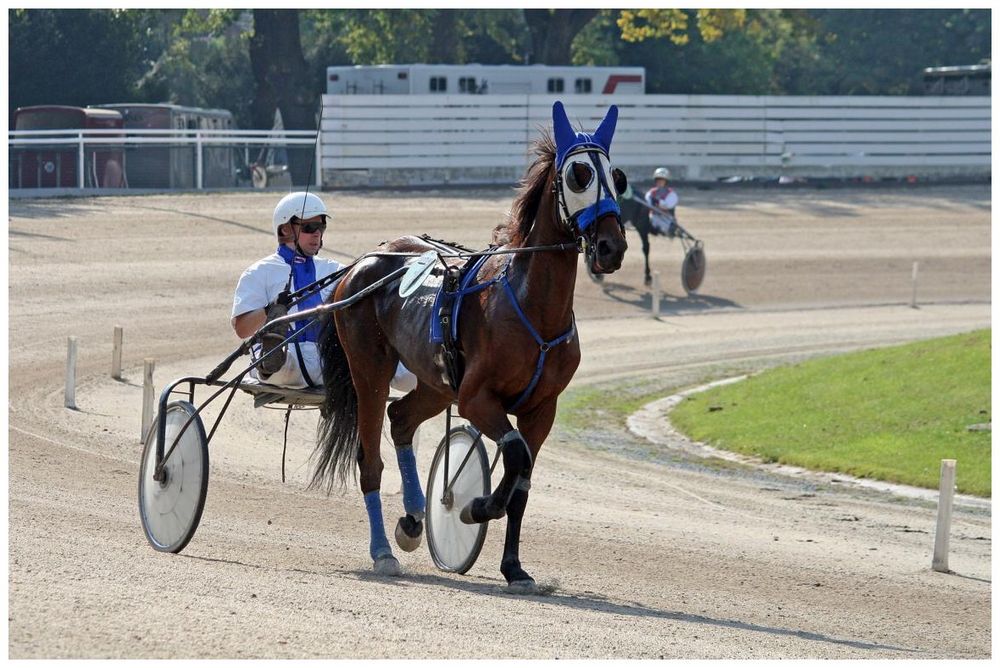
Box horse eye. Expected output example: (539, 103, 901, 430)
(612, 168, 628, 195)
(566, 162, 594, 193)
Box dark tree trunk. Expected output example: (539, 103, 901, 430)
(249, 9, 316, 184)
(428, 10, 460, 63)
(523, 9, 599, 65)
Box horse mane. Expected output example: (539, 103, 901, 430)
(493, 131, 555, 247)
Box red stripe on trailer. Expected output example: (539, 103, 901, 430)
(602, 75, 643, 94)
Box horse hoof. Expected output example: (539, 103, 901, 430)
(643, 275, 652, 286)
(460, 497, 504, 524)
(394, 516, 423, 552)
(373, 555, 402, 577)
(459, 504, 476, 525)
(507, 578, 539, 595)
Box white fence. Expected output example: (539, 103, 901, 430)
(8, 128, 318, 193)
(320, 94, 991, 186)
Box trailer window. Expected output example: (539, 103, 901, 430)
(429, 76, 447, 93)
(547, 78, 565, 93)
(459, 77, 477, 93)
(574, 78, 592, 93)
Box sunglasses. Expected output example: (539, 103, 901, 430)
(293, 220, 327, 234)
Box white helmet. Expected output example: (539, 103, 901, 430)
(272, 191, 328, 237)
(653, 167, 671, 181)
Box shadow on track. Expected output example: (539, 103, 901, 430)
(345, 569, 920, 654)
(596, 278, 741, 315)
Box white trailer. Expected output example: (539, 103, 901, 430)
(326, 64, 645, 96)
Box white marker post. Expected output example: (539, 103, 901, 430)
(651, 271, 662, 319)
(111, 325, 123, 380)
(65, 336, 78, 409)
(931, 459, 956, 573)
(910, 261, 919, 309)
(141, 358, 156, 443)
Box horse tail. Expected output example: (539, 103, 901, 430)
(310, 312, 360, 492)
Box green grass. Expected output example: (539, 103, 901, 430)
(669, 330, 991, 497)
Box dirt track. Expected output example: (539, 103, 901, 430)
(7, 185, 991, 658)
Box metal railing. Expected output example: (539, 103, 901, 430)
(8, 128, 319, 191)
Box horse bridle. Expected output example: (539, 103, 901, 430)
(552, 147, 626, 265)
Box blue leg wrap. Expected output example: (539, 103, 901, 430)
(396, 445, 426, 517)
(363, 490, 392, 561)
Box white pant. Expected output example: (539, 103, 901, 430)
(651, 213, 676, 235)
(252, 343, 417, 393)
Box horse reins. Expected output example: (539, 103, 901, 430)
(275, 237, 582, 313)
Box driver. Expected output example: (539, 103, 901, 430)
(645, 167, 679, 238)
(232, 191, 416, 391)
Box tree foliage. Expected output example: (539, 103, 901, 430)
(8, 8, 991, 129)
(523, 9, 600, 65)
(617, 8, 747, 45)
(804, 9, 991, 94)
(303, 9, 530, 66)
(8, 9, 156, 121)
(136, 10, 255, 125)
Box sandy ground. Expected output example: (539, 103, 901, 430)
(6, 184, 992, 658)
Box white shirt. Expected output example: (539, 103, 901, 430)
(233, 251, 342, 388)
(645, 185, 679, 233)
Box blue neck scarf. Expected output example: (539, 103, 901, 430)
(277, 245, 322, 342)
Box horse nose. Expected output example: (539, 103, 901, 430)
(597, 238, 625, 269)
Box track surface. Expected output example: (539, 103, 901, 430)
(7, 185, 991, 658)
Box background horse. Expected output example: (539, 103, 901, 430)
(310, 102, 628, 590)
(618, 193, 657, 286)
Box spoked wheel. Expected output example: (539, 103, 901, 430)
(138, 401, 209, 553)
(425, 426, 490, 574)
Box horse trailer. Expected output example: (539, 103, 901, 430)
(11, 105, 125, 189)
(326, 64, 645, 96)
(922, 63, 991, 96)
(93, 104, 237, 188)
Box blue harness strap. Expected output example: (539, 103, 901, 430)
(430, 252, 576, 412)
(500, 277, 576, 411)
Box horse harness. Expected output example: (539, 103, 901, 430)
(431, 247, 577, 412)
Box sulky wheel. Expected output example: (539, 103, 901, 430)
(251, 164, 267, 189)
(681, 242, 707, 295)
(138, 401, 209, 553)
(425, 426, 490, 574)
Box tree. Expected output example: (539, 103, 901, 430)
(135, 10, 256, 126)
(326, 9, 436, 64)
(612, 9, 820, 95)
(804, 9, 991, 94)
(462, 10, 532, 64)
(523, 9, 599, 64)
(311, 9, 528, 66)
(248, 9, 315, 181)
(617, 8, 747, 45)
(8, 9, 156, 121)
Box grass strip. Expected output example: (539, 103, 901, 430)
(669, 329, 991, 496)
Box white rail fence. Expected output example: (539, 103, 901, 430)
(320, 94, 991, 187)
(10, 96, 990, 193)
(8, 128, 318, 192)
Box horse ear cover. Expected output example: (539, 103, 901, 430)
(552, 101, 619, 170)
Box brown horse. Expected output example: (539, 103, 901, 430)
(311, 102, 628, 590)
